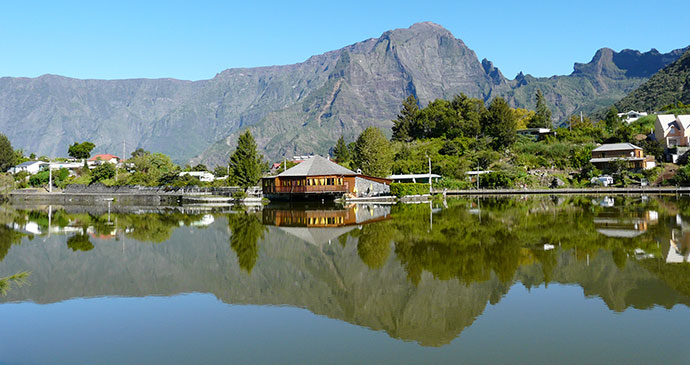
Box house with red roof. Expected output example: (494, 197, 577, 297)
(89, 154, 120, 164)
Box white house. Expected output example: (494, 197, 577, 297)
(617, 110, 648, 123)
(654, 114, 690, 148)
(179, 171, 215, 182)
(387, 173, 442, 184)
(9, 161, 48, 175)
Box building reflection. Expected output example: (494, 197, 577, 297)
(262, 204, 391, 246)
(592, 197, 659, 238)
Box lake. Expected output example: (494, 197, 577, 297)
(1, 196, 689, 364)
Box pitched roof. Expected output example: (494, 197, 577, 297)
(89, 154, 119, 161)
(277, 155, 356, 177)
(592, 143, 642, 152)
(657, 114, 677, 131)
(16, 161, 46, 167)
(677, 115, 690, 129)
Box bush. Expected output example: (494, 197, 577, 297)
(91, 163, 116, 182)
(479, 172, 514, 189)
(232, 190, 247, 199)
(390, 183, 430, 197)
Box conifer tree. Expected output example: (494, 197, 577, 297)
(392, 95, 419, 142)
(333, 135, 351, 163)
(528, 90, 552, 128)
(482, 97, 517, 149)
(0, 133, 15, 172)
(228, 130, 265, 189)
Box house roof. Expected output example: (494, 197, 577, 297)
(16, 161, 46, 167)
(657, 114, 677, 131)
(387, 173, 442, 180)
(591, 143, 642, 152)
(89, 154, 119, 161)
(277, 155, 356, 177)
(677, 115, 690, 129)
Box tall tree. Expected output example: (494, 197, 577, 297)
(482, 97, 517, 149)
(67, 141, 96, 160)
(332, 136, 351, 163)
(229, 130, 265, 189)
(451, 93, 484, 138)
(0, 133, 16, 172)
(392, 95, 419, 142)
(528, 90, 552, 128)
(604, 106, 622, 132)
(354, 127, 393, 177)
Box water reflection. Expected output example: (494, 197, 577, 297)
(1, 197, 690, 347)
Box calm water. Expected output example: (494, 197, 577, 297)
(1, 196, 690, 364)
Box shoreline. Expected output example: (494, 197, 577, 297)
(437, 187, 690, 195)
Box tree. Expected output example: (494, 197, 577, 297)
(482, 97, 517, 149)
(604, 106, 622, 132)
(127, 152, 177, 186)
(213, 165, 229, 178)
(68, 141, 96, 160)
(228, 130, 265, 189)
(450, 93, 485, 138)
(528, 90, 552, 129)
(392, 95, 419, 142)
(354, 127, 393, 177)
(130, 147, 149, 158)
(92, 163, 116, 182)
(333, 136, 351, 163)
(0, 133, 15, 172)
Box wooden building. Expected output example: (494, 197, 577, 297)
(589, 143, 655, 170)
(262, 156, 391, 200)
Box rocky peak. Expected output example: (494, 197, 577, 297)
(482, 58, 506, 85)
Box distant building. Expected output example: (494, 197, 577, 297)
(654, 114, 690, 148)
(9, 161, 48, 175)
(387, 173, 441, 184)
(617, 110, 648, 123)
(589, 143, 655, 170)
(89, 154, 120, 164)
(179, 171, 215, 182)
(517, 128, 555, 140)
(262, 155, 390, 200)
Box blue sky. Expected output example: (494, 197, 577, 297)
(1, 0, 688, 81)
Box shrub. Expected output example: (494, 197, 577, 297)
(390, 183, 430, 197)
(91, 163, 116, 182)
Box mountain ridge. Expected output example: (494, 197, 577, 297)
(0, 22, 686, 164)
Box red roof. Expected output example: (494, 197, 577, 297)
(89, 154, 120, 161)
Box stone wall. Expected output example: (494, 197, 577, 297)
(354, 177, 390, 197)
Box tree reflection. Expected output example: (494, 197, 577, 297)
(66, 231, 94, 252)
(0, 224, 24, 261)
(228, 212, 267, 273)
(356, 221, 393, 269)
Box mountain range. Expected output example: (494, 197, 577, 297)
(0, 22, 686, 164)
(614, 47, 690, 112)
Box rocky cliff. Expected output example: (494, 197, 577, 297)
(0, 22, 685, 164)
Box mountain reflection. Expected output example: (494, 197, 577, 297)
(1, 196, 690, 346)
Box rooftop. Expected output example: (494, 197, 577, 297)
(89, 154, 120, 161)
(591, 143, 642, 152)
(387, 173, 441, 180)
(277, 155, 356, 177)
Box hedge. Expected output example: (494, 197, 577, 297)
(390, 183, 430, 197)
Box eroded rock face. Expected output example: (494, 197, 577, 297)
(0, 22, 685, 164)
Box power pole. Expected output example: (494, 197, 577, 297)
(48, 165, 52, 193)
